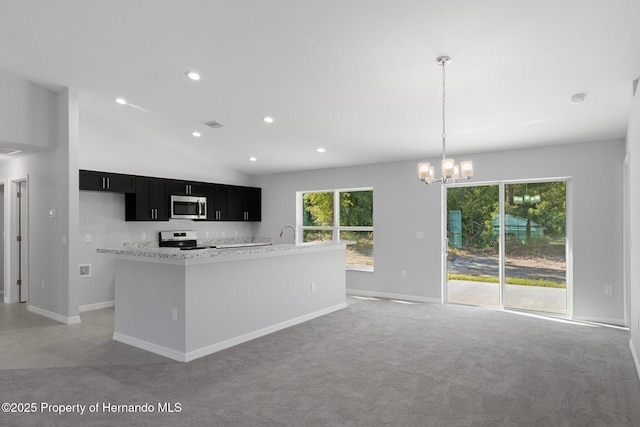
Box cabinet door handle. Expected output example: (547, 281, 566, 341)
(106, 177, 110, 189)
(102, 177, 106, 189)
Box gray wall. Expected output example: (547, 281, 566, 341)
(0, 68, 57, 149)
(77, 106, 256, 309)
(0, 84, 80, 323)
(627, 81, 640, 370)
(254, 139, 625, 324)
(78, 192, 254, 309)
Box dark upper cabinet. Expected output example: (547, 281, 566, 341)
(243, 187, 261, 221)
(81, 169, 260, 222)
(166, 179, 205, 196)
(205, 184, 261, 221)
(79, 170, 135, 193)
(125, 177, 168, 221)
(205, 184, 227, 220)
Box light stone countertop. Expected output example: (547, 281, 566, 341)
(97, 241, 350, 264)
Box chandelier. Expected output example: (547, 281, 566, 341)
(418, 56, 473, 184)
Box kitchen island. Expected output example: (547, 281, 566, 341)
(98, 242, 347, 362)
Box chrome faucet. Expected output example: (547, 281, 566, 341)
(280, 225, 296, 244)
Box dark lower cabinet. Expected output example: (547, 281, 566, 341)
(79, 170, 134, 193)
(125, 177, 168, 221)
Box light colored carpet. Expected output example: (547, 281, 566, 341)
(1, 298, 639, 426)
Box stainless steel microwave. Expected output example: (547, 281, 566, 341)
(170, 195, 207, 219)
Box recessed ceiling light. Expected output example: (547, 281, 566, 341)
(115, 97, 127, 105)
(185, 71, 201, 81)
(262, 116, 274, 124)
(192, 131, 201, 138)
(248, 156, 257, 162)
(571, 93, 586, 103)
(317, 147, 326, 153)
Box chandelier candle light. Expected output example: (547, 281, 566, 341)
(418, 56, 473, 184)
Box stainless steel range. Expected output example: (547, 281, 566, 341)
(158, 230, 214, 250)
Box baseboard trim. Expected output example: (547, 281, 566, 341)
(630, 339, 640, 381)
(79, 301, 115, 312)
(113, 332, 186, 362)
(27, 304, 82, 325)
(572, 315, 626, 327)
(347, 288, 442, 304)
(114, 302, 348, 363)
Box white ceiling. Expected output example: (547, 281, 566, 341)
(1, 0, 639, 175)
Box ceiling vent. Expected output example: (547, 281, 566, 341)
(203, 120, 224, 129)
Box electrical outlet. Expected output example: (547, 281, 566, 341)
(401, 270, 407, 278)
(172, 308, 178, 321)
(605, 285, 613, 296)
(85, 233, 91, 242)
(311, 282, 316, 292)
(415, 232, 424, 240)
(141, 232, 146, 241)
(205, 231, 209, 238)
(41, 281, 45, 290)
(79, 264, 92, 278)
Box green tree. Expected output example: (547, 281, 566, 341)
(340, 191, 373, 226)
(303, 192, 334, 226)
(447, 185, 499, 249)
(506, 181, 566, 243)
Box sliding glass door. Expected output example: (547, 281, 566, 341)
(504, 182, 567, 314)
(445, 180, 568, 315)
(446, 185, 501, 308)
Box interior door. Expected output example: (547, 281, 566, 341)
(446, 184, 501, 307)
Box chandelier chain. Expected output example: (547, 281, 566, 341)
(441, 59, 446, 160)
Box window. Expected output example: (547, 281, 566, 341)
(298, 188, 373, 270)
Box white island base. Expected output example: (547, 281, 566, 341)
(110, 244, 347, 362)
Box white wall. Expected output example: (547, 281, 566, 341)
(0, 68, 57, 149)
(79, 109, 249, 185)
(627, 80, 640, 372)
(254, 139, 625, 323)
(0, 185, 4, 292)
(0, 81, 80, 323)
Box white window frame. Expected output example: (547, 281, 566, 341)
(296, 187, 373, 271)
